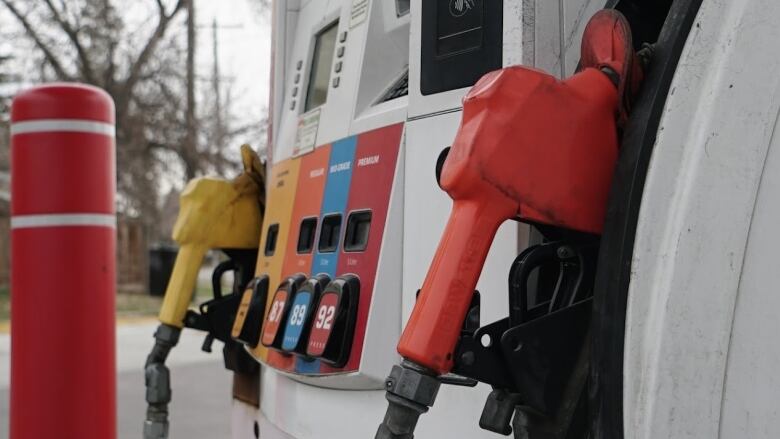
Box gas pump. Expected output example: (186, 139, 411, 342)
(376, 9, 645, 439)
(225, 0, 731, 438)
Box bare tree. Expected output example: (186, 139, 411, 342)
(0, 0, 248, 239)
(0, 53, 13, 172)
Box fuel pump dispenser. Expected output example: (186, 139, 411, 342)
(376, 10, 645, 438)
(143, 145, 266, 439)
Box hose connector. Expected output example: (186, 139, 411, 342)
(143, 324, 181, 439)
(375, 361, 441, 439)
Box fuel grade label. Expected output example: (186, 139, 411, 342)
(306, 293, 339, 357)
(261, 289, 289, 346)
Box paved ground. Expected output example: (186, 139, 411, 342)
(0, 322, 233, 438)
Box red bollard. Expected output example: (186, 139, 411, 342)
(10, 84, 116, 439)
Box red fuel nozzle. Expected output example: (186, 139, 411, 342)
(397, 10, 641, 375)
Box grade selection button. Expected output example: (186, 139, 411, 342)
(281, 273, 330, 354)
(260, 274, 307, 350)
(305, 275, 360, 368)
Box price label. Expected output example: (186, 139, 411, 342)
(306, 293, 340, 357)
(281, 291, 312, 351)
(261, 289, 289, 347)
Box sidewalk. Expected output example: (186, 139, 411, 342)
(0, 321, 233, 438)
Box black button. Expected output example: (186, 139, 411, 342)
(232, 276, 270, 348)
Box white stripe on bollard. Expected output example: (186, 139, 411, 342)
(11, 213, 117, 229)
(10, 119, 116, 137)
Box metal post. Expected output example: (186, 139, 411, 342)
(9, 83, 117, 439)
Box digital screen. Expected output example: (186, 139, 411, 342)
(344, 211, 371, 252)
(318, 214, 342, 253)
(306, 293, 339, 357)
(305, 21, 339, 112)
(261, 289, 289, 346)
(281, 292, 312, 350)
(297, 217, 318, 254)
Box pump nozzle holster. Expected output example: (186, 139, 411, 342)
(377, 9, 643, 439)
(399, 8, 640, 375)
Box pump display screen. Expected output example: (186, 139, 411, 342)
(281, 291, 312, 350)
(306, 293, 340, 357)
(305, 21, 339, 112)
(261, 289, 289, 346)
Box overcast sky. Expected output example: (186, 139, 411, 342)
(197, 0, 272, 124)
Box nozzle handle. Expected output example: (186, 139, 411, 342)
(397, 198, 514, 373)
(158, 244, 208, 327)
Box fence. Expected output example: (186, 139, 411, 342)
(0, 215, 148, 292)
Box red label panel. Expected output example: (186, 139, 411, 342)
(281, 145, 331, 275)
(261, 289, 288, 346)
(306, 293, 340, 357)
(323, 123, 403, 373)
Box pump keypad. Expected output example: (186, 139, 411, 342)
(232, 275, 270, 348)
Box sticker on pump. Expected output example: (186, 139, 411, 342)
(260, 274, 307, 349)
(281, 274, 330, 353)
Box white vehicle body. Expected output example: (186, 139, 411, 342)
(230, 0, 780, 437)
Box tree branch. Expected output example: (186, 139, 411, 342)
(119, 0, 186, 108)
(1, 0, 72, 80)
(42, 0, 96, 83)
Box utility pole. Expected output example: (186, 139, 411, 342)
(212, 18, 224, 153)
(185, 0, 197, 180)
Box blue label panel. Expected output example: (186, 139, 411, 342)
(298, 136, 357, 374)
(282, 291, 312, 351)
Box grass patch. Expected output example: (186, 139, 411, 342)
(0, 285, 9, 322)
(0, 278, 221, 326)
(115, 292, 164, 319)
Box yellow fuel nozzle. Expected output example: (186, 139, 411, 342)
(157, 145, 266, 328)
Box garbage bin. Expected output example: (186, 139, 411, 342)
(148, 244, 178, 296)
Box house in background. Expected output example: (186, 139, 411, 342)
(0, 171, 148, 292)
